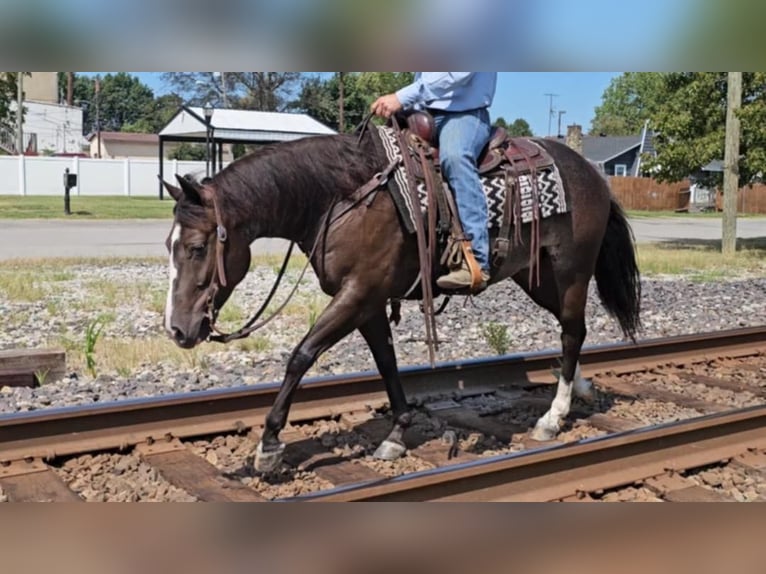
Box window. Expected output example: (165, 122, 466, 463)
(614, 164, 628, 177)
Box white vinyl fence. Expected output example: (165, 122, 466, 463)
(0, 156, 225, 197)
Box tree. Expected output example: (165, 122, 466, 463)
(0, 72, 24, 135)
(122, 94, 184, 134)
(494, 116, 533, 136)
(591, 73, 667, 136)
(646, 72, 766, 187)
(162, 72, 302, 111)
(508, 118, 533, 137)
(169, 142, 207, 161)
(291, 72, 414, 132)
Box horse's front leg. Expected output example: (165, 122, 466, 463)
(531, 303, 588, 441)
(254, 287, 372, 473)
(358, 310, 412, 461)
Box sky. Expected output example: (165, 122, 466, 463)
(83, 72, 622, 137)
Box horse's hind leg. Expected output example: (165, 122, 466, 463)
(358, 310, 412, 461)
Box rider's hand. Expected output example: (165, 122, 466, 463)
(371, 94, 403, 119)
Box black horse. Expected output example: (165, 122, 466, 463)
(162, 128, 641, 472)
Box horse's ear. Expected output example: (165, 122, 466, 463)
(159, 177, 182, 202)
(175, 174, 203, 205)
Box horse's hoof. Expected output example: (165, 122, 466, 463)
(373, 439, 407, 461)
(529, 422, 558, 442)
(252, 442, 285, 473)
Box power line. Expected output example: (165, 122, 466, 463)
(544, 93, 559, 137)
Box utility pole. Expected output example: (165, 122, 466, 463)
(544, 93, 558, 137)
(338, 72, 345, 133)
(722, 72, 742, 256)
(220, 72, 228, 108)
(67, 72, 74, 106)
(557, 110, 567, 138)
(95, 76, 102, 159)
(16, 72, 23, 154)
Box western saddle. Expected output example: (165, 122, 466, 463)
(384, 110, 555, 366)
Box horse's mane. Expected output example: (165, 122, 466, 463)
(176, 133, 380, 234)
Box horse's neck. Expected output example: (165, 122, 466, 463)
(234, 175, 335, 246)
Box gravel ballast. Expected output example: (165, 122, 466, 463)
(0, 260, 764, 415)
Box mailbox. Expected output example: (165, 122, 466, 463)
(64, 171, 77, 188)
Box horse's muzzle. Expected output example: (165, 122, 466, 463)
(169, 316, 211, 349)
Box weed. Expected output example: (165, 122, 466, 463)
(236, 336, 272, 353)
(34, 368, 50, 386)
(482, 322, 510, 355)
(84, 315, 110, 378)
(0, 272, 45, 301)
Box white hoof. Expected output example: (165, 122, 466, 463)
(252, 442, 285, 473)
(574, 377, 595, 404)
(373, 439, 407, 461)
(530, 421, 559, 442)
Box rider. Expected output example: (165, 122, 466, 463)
(371, 72, 498, 290)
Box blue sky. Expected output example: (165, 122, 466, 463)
(84, 72, 622, 136)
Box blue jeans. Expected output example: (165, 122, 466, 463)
(433, 108, 492, 271)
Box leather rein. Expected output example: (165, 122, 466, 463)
(201, 133, 399, 345)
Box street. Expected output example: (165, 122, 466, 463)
(0, 217, 763, 261)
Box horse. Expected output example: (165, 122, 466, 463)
(161, 127, 641, 473)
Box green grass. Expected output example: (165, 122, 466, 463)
(627, 210, 764, 219)
(0, 196, 174, 220)
(637, 238, 766, 278)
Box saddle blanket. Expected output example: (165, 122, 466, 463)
(374, 125, 570, 235)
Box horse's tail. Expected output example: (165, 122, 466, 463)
(594, 199, 642, 341)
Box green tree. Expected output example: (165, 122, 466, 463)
(169, 142, 207, 161)
(591, 73, 667, 136)
(493, 116, 533, 136)
(0, 72, 26, 135)
(122, 94, 184, 133)
(97, 73, 155, 132)
(508, 118, 533, 137)
(291, 72, 414, 132)
(646, 72, 766, 187)
(162, 72, 302, 111)
(69, 73, 155, 135)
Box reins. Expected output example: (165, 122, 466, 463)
(203, 147, 399, 345)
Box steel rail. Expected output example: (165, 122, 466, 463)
(300, 404, 766, 502)
(0, 326, 763, 464)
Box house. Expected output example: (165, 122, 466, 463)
(564, 122, 655, 177)
(88, 131, 161, 159)
(0, 72, 87, 155)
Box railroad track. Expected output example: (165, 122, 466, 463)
(0, 327, 764, 502)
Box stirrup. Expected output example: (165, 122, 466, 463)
(460, 241, 484, 291)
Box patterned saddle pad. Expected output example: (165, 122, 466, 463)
(374, 125, 570, 235)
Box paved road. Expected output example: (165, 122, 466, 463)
(0, 217, 763, 261)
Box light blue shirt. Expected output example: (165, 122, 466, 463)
(396, 72, 497, 113)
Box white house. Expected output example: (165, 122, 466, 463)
(23, 100, 87, 155)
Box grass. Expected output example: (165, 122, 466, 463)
(0, 256, 165, 272)
(58, 336, 219, 375)
(0, 196, 174, 220)
(3, 238, 760, 378)
(627, 210, 764, 219)
(636, 238, 766, 279)
(0, 271, 47, 301)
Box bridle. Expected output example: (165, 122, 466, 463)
(191, 116, 396, 345)
(199, 189, 305, 344)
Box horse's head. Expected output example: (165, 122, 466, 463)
(162, 175, 251, 349)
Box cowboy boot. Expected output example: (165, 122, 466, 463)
(436, 241, 489, 292)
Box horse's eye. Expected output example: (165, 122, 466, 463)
(188, 245, 206, 259)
